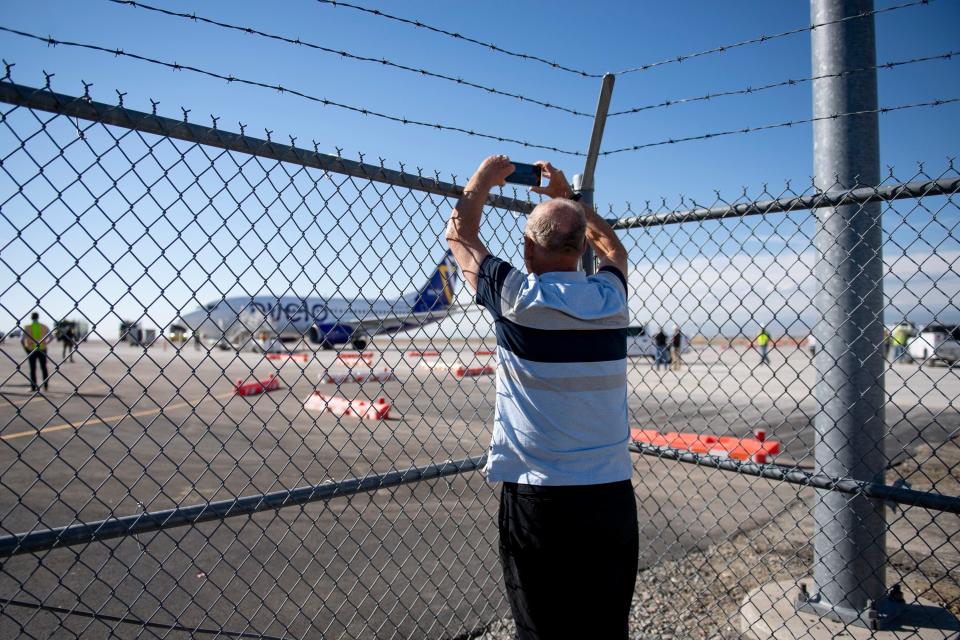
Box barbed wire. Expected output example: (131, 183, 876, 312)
(309, 0, 931, 81)
(0, 26, 585, 156)
(106, 0, 592, 118)
(609, 50, 958, 117)
(601, 97, 960, 155)
(314, 0, 601, 78)
(612, 0, 933, 76)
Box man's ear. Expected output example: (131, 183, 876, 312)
(523, 236, 534, 270)
(580, 235, 588, 256)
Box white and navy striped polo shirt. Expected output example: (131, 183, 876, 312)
(476, 254, 632, 486)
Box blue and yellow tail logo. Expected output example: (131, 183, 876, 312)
(411, 250, 458, 313)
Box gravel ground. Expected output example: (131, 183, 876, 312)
(474, 441, 960, 639)
(886, 440, 960, 617)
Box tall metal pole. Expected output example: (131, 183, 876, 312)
(576, 73, 616, 275)
(803, 0, 887, 626)
(572, 174, 592, 272)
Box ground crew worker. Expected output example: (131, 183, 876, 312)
(756, 325, 771, 366)
(892, 323, 910, 362)
(60, 323, 77, 362)
(654, 327, 669, 370)
(22, 312, 51, 391)
(806, 333, 817, 358)
(671, 325, 683, 370)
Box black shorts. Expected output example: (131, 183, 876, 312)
(498, 480, 639, 640)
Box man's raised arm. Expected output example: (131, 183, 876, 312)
(531, 161, 628, 277)
(445, 155, 515, 293)
(582, 206, 628, 278)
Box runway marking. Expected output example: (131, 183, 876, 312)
(0, 391, 235, 442)
(0, 387, 115, 409)
(0, 394, 45, 409)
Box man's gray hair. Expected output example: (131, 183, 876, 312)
(525, 200, 586, 254)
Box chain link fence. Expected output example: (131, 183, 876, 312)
(611, 168, 960, 636)
(0, 79, 958, 639)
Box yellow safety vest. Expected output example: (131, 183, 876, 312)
(28, 322, 46, 351)
(892, 328, 909, 346)
(757, 332, 770, 347)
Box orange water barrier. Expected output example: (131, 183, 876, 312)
(338, 352, 374, 365)
(265, 352, 311, 363)
(630, 428, 780, 464)
(234, 374, 281, 397)
(454, 364, 495, 378)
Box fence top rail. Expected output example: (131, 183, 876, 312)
(611, 175, 960, 229)
(0, 80, 537, 215)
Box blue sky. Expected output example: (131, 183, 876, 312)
(1, 1, 959, 337)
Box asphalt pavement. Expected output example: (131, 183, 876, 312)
(0, 340, 954, 638)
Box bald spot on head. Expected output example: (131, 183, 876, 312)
(524, 199, 586, 255)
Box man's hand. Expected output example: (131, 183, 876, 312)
(447, 155, 515, 293)
(471, 155, 515, 192)
(530, 161, 573, 200)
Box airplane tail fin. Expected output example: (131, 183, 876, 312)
(408, 250, 459, 314)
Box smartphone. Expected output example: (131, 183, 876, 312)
(506, 162, 542, 187)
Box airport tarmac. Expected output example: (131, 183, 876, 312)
(0, 339, 956, 638)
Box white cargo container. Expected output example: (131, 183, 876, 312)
(908, 324, 960, 365)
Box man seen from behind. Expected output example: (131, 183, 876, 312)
(670, 324, 683, 371)
(756, 324, 771, 366)
(22, 312, 51, 392)
(653, 327, 668, 371)
(446, 155, 638, 639)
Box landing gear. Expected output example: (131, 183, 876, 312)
(352, 338, 367, 350)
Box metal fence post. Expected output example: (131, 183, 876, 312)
(803, 0, 887, 626)
(571, 174, 594, 273)
(575, 73, 616, 275)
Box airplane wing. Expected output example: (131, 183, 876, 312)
(336, 303, 474, 337)
(342, 314, 428, 335)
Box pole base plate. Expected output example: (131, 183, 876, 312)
(740, 578, 960, 640)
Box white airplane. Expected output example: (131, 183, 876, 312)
(172, 251, 459, 351)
